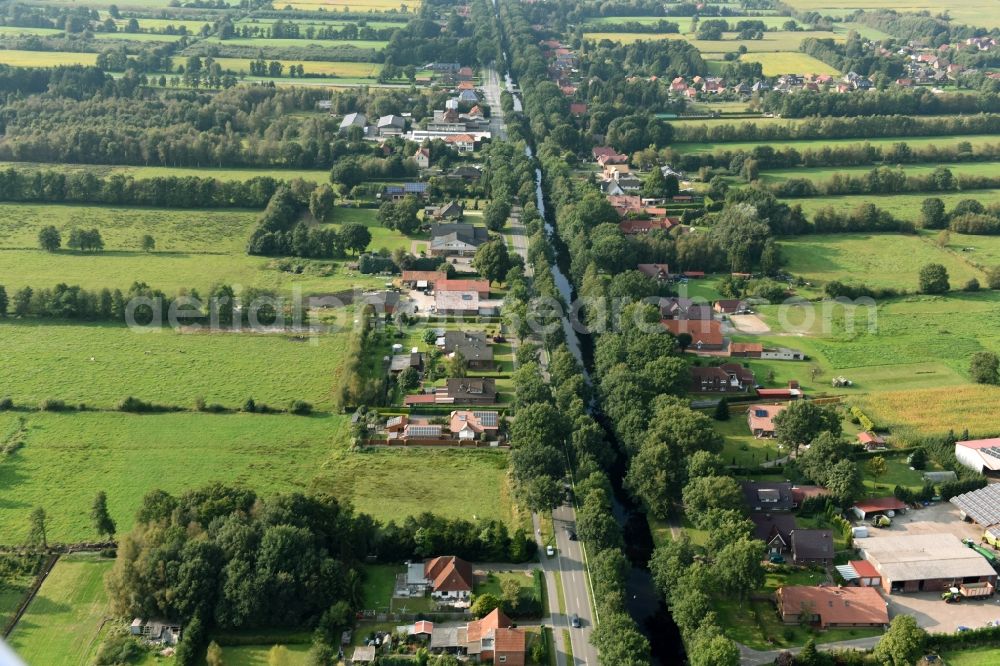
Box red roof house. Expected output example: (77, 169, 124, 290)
(424, 556, 474, 599)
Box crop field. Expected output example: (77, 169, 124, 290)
(0, 410, 514, 543)
(791, 190, 1000, 220)
(273, 0, 421, 12)
(0, 50, 98, 67)
(855, 384, 1000, 438)
(7, 553, 114, 666)
(0, 320, 352, 410)
(200, 35, 389, 50)
(0, 161, 331, 183)
(757, 160, 1000, 184)
(93, 31, 185, 42)
(738, 51, 839, 75)
(778, 233, 983, 291)
(582, 32, 688, 45)
(672, 133, 1000, 155)
(211, 57, 381, 77)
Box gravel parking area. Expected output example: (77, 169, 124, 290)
(886, 591, 1000, 633)
(858, 502, 982, 543)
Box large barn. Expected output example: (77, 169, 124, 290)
(859, 533, 997, 594)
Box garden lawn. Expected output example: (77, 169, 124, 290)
(860, 454, 936, 497)
(7, 553, 114, 666)
(361, 564, 403, 609)
(739, 51, 839, 75)
(939, 646, 1000, 665)
(0, 321, 351, 409)
(778, 233, 983, 291)
(715, 414, 785, 468)
(203, 643, 311, 665)
(325, 207, 424, 254)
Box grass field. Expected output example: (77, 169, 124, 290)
(0, 26, 63, 37)
(758, 160, 1000, 185)
(784, 0, 1000, 30)
(215, 644, 312, 665)
(200, 36, 388, 50)
(674, 134, 1000, 155)
(212, 57, 380, 77)
(0, 409, 515, 543)
(0, 201, 387, 293)
(8, 552, 114, 666)
(715, 413, 784, 467)
(778, 232, 984, 291)
(584, 15, 794, 29)
(0, 161, 331, 183)
(361, 564, 402, 609)
(112, 17, 215, 31)
(0, 320, 352, 410)
(273, 0, 421, 11)
(583, 30, 839, 55)
(791, 190, 1000, 221)
(94, 31, 185, 42)
(235, 18, 405, 29)
(0, 50, 98, 67)
(328, 206, 425, 253)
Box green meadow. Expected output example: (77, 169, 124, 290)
(672, 134, 1000, 155)
(7, 552, 114, 666)
(0, 161, 332, 182)
(0, 410, 514, 543)
(758, 161, 1000, 185)
(0, 320, 351, 410)
(791, 190, 1000, 221)
(199, 35, 389, 50)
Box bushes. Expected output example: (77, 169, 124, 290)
(0, 397, 12, 410)
(117, 396, 175, 413)
(850, 406, 875, 432)
(939, 476, 988, 500)
(39, 398, 69, 412)
(289, 400, 314, 416)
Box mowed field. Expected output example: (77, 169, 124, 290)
(211, 57, 381, 77)
(199, 36, 389, 50)
(778, 233, 983, 291)
(0, 321, 351, 409)
(273, 0, 421, 11)
(672, 133, 1000, 155)
(0, 409, 515, 543)
(8, 553, 113, 666)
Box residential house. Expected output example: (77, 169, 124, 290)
(449, 165, 483, 182)
(954, 438, 1000, 476)
(389, 352, 424, 374)
(661, 318, 725, 351)
(381, 183, 430, 201)
(362, 290, 403, 315)
(449, 410, 499, 440)
(746, 404, 787, 438)
(435, 290, 481, 316)
(777, 587, 889, 628)
(733, 81, 751, 95)
(569, 102, 588, 117)
(592, 146, 628, 164)
(670, 76, 687, 92)
(444, 133, 477, 153)
(689, 363, 755, 393)
(438, 329, 494, 369)
(791, 529, 834, 566)
(458, 89, 480, 104)
(339, 112, 367, 135)
(427, 201, 465, 221)
(430, 609, 526, 665)
(424, 556, 474, 602)
(750, 513, 797, 555)
(742, 481, 796, 512)
(377, 114, 406, 137)
(713, 299, 749, 314)
(414, 147, 431, 169)
(445, 378, 497, 405)
(429, 223, 490, 256)
(857, 432, 887, 450)
(619, 217, 679, 234)
(457, 66, 474, 81)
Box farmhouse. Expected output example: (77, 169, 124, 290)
(401, 271, 447, 290)
(637, 263, 671, 281)
(954, 438, 1000, 476)
(714, 299, 749, 314)
(950, 483, 1000, 528)
(592, 146, 628, 164)
(742, 481, 795, 512)
(430, 609, 526, 665)
(130, 618, 182, 645)
(429, 223, 490, 257)
(661, 318, 725, 351)
(859, 533, 998, 593)
(437, 279, 490, 298)
(851, 497, 907, 521)
(381, 183, 430, 201)
(423, 555, 474, 602)
(427, 201, 465, 221)
(414, 147, 431, 169)
(619, 218, 678, 234)
(746, 404, 787, 438)
(659, 297, 712, 321)
(790, 529, 834, 566)
(436, 290, 481, 316)
(689, 363, 755, 393)
(776, 587, 888, 628)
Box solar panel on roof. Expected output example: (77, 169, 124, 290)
(407, 426, 442, 438)
(474, 411, 498, 427)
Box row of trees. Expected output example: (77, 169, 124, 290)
(37, 226, 104, 252)
(771, 166, 1000, 198)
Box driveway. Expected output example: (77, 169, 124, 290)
(885, 591, 1000, 633)
(860, 503, 983, 543)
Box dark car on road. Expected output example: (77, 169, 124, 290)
(571, 614, 581, 628)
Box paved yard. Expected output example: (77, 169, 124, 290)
(886, 591, 1000, 633)
(858, 503, 982, 543)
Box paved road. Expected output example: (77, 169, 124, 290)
(482, 65, 508, 141)
(737, 635, 882, 665)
